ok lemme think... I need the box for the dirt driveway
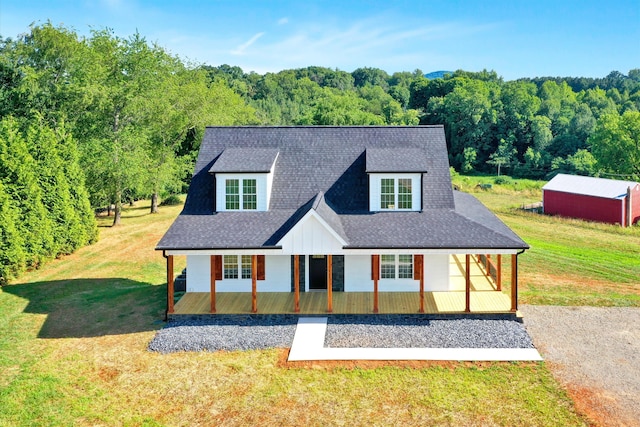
[521,305,640,427]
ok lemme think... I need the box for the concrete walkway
[288,317,543,362]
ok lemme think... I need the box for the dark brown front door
[309,255,327,290]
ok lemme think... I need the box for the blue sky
[1,0,638,80]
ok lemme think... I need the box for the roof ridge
[311,191,325,210]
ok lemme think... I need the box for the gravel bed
[325,316,535,348]
[148,315,298,353]
[149,314,535,353]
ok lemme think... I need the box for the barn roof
[543,174,639,200]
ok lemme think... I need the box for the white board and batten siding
[186,255,290,292]
[344,254,451,292]
[369,173,422,211]
[277,211,346,255]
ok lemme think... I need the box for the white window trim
[370,173,420,212]
[225,178,257,211]
[380,254,414,280]
[380,178,413,211]
[223,255,252,280]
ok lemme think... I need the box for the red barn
[543,174,640,227]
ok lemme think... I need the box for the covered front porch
[168,254,518,316]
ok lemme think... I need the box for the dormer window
[210,148,279,212]
[366,148,426,212]
[225,178,257,210]
[381,178,412,210]
[370,174,420,211]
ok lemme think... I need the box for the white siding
[368,173,421,211]
[369,177,380,212]
[185,255,290,292]
[344,254,450,292]
[378,278,420,291]
[186,255,211,292]
[278,213,344,255]
[187,254,452,294]
[261,256,291,292]
[265,163,275,210]
[344,255,373,292]
[215,173,268,212]
[424,254,450,291]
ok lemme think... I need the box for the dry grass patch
[0,198,590,426]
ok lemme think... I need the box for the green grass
[0,198,588,426]
[454,174,640,306]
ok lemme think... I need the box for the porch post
[252,254,258,313]
[327,255,333,313]
[372,254,379,313]
[294,255,300,313]
[496,254,502,291]
[209,255,216,313]
[416,254,424,313]
[465,254,471,313]
[167,255,175,314]
[511,254,518,312]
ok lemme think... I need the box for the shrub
[160,194,182,206]
[493,176,512,185]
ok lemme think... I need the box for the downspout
[627,187,632,228]
[162,250,169,321]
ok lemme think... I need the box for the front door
[309,255,327,290]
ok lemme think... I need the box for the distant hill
[424,70,454,79]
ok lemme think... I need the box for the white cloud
[233,17,491,72]
[231,32,265,56]
[277,17,289,25]
[158,14,500,75]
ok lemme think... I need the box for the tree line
[207,66,640,181]
[0,23,255,283]
[1,23,638,283]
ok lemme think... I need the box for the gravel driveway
[521,305,640,426]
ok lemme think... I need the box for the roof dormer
[365,148,426,212]
[209,148,279,212]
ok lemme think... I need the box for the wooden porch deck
[172,256,513,315]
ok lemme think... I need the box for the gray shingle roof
[365,148,428,172]
[543,173,639,199]
[157,126,528,251]
[208,148,279,173]
[309,192,348,243]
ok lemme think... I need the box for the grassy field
[0,199,591,426]
[454,174,640,307]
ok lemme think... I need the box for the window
[381,178,395,209]
[397,179,412,209]
[225,180,240,210]
[241,255,252,279]
[380,255,413,279]
[224,255,252,279]
[243,179,257,210]
[398,255,413,279]
[379,178,412,210]
[223,255,238,279]
[380,255,396,279]
[225,178,257,210]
